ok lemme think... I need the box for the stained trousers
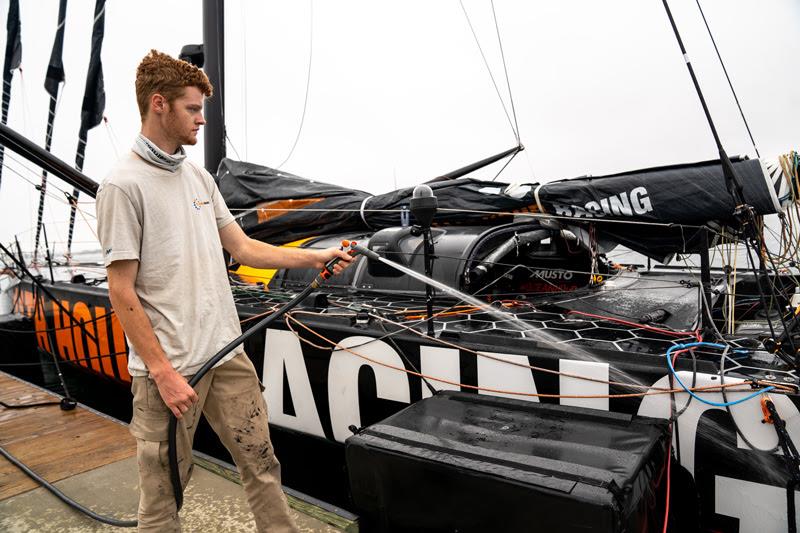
[129,353,298,532]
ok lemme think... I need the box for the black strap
[765,400,800,533]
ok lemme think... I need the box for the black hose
[0,399,61,409]
[168,248,355,510]
[470,229,550,283]
[0,444,137,527]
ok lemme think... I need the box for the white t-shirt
[96,151,244,376]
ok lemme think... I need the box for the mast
[203,0,225,175]
[0,0,21,193]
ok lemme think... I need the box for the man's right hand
[152,367,199,419]
[109,259,199,419]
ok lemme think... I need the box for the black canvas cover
[218,156,784,260]
[217,158,538,244]
[535,157,781,224]
[535,157,783,261]
[346,391,670,533]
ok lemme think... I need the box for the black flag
[34,0,68,261]
[0,0,21,192]
[67,0,106,257]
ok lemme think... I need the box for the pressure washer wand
[168,240,358,510]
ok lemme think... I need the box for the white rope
[359,196,374,229]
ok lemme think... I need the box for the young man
[97,50,353,532]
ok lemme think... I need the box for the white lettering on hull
[263,327,797,524]
[263,329,326,438]
[419,345,460,399]
[623,370,800,531]
[638,372,800,477]
[559,359,609,410]
[477,351,538,402]
[715,476,799,532]
[328,336,411,442]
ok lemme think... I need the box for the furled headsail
[534,155,790,261]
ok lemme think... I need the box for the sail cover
[217,158,538,244]
[217,155,787,261]
[534,156,784,224]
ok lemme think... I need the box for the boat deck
[0,370,357,532]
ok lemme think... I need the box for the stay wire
[490,0,520,141]
[458,0,517,141]
[276,0,313,170]
[490,146,519,182]
[694,0,760,159]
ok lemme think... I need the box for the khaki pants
[130,353,298,532]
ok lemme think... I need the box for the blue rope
[666,342,774,407]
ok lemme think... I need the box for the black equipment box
[346,391,669,533]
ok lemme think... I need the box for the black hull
[9,277,800,531]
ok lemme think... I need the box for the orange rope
[285,314,761,399]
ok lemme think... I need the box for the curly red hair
[135,49,213,120]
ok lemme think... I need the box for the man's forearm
[109,287,173,377]
[235,239,322,270]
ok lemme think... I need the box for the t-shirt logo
[192,198,210,210]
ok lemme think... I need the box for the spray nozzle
[319,240,361,280]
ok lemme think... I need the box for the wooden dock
[0,370,357,531]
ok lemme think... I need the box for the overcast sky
[0,0,798,255]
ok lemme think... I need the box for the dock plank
[0,371,136,500]
[0,371,357,531]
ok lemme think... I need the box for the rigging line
[102,117,120,159]
[240,0,248,161]
[224,131,242,160]
[490,146,519,181]
[660,0,724,158]
[3,151,71,195]
[288,309,674,392]
[458,0,517,141]
[694,0,760,159]
[661,0,787,323]
[276,0,314,170]
[490,0,520,141]
[3,163,75,207]
[286,313,757,399]
[229,205,724,232]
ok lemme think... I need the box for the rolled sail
[534,156,787,225]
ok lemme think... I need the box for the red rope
[567,310,694,338]
[662,446,671,533]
